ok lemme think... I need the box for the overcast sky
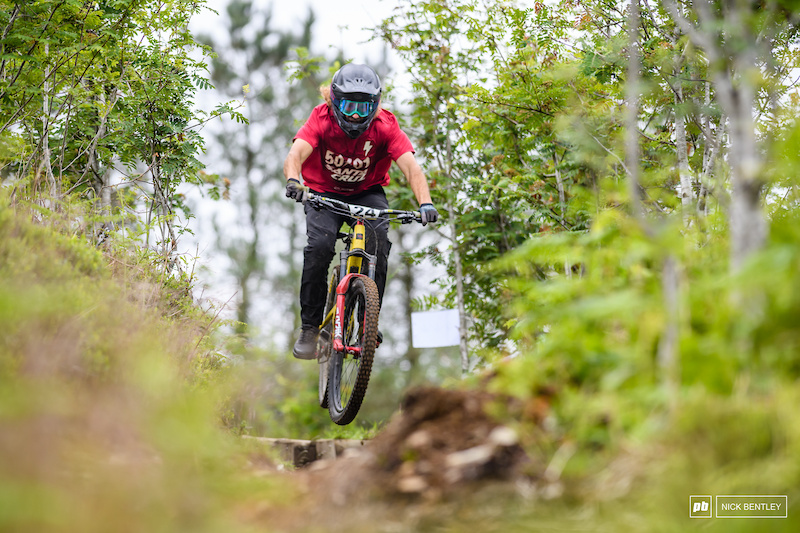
[194,0,400,64]
[281,0,398,62]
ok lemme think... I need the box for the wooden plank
[243,437,367,468]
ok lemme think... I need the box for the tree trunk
[42,43,58,201]
[88,87,117,218]
[698,80,716,219]
[674,72,693,226]
[286,212,303,351]
[398,243,422,383]
[658,255,680,409]
[237,142,259,336]
[444,131,469,375]
[664,0,768,271]
[554,151,572,278]
[625,0,643,221]
[448,194,469,375]
[718,72,766,271]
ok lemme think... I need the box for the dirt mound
[308,386,536,502]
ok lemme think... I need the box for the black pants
[300,186,391,329]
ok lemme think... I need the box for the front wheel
[327,276,380,425]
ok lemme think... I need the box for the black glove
[285,178,308,203]
[419,203,439,226]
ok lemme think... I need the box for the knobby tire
[327,276,379,425]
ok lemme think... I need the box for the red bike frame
[332,272,369,356]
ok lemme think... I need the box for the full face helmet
[330,63,382,139]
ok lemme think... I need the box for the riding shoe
[293,327,319,360]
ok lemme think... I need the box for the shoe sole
[293,348,317,360]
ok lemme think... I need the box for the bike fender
[335,272,368,296]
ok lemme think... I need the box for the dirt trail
[241,386,561,532]
[307,387,540,498]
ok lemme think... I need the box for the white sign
[411,309,460,348]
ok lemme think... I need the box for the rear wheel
[327,276,379,425]
[317,266,339,409]
[317,326,332,408]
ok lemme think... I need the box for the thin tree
[199,1,325,344]
[662,0,789,271]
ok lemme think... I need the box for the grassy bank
[0,202,294,532]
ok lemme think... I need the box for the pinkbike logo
[334,309,342,339]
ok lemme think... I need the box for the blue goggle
[337,98,375,118]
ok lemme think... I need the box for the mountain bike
[304,192,422,425]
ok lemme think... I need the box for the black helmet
[330,63,382,139]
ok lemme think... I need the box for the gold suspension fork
[345,220,366,274]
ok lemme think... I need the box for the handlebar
[304,192,422,224]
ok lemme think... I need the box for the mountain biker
[284,63,438,360]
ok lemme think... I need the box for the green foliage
[384,0,800,421]
[589,388,800,532]
[0,0,243,257]
[407,386,800,532]
[480,180,800,492]
[0,201,295,532]
[377,11,800,527]
[382,0,538,355]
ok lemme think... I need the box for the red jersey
[294,104,414,195]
